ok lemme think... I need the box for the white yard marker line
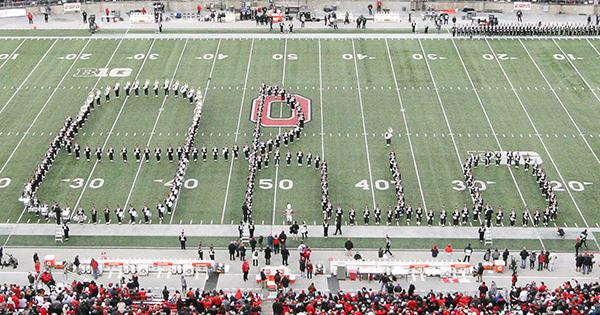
[521,40,600,167]
[0,39,25,72]
[72,39,158,214]
[553,39,600,109]
[417,39,464,169]
[171,39,222,223]
[123,39,190,209]
[384,39,427,210]
[220,39,255,224]
[271,39,288,226]
[451,39,545,250]
[0,40,58,116]
[485,39,591,229]
[0,39,87,176]
[351,39,376,209]
[318,39,325,159]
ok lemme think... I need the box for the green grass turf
[0,235,584,252]
[0,37,600,247]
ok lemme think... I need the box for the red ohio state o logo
[250,94,312,127]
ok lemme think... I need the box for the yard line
[384,39,427,210]
[0,39,87,176]
[0,40,57,116]
[451,39,544,250]
[318,39,325,159]
[418,39,487,218]
[123,40,190,209]
[71,39,158,214]
[0,39,25,73]
[417,39,463,170]
[484,39,592,229]
[220,39,255,224]
[171,39,223,223]
[271,39,288,226]
[520,40,600,167]
[351,39,376,209]
[552,39,600,108]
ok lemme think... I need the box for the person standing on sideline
[519,247,529,269]
[179,231,187,249]
[27,11,34,24]
[264,246,272,265]
[306,260,314,278]
[344,238,354,257]
[197,242,204,260]
[281,247,289,266]
[90,258,99,279]
[82,11,87,23]
[464,243,473,262]
[431,244,439,258]
[384,235,393,256]
[62,223,70,241]
[478,225,486,243]
[180,275,187,292]
[445,243,453,258]
[242,259,250,281]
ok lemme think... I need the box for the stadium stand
[0,278,262,314]
[3,277,600,314]
[273,280,600,314]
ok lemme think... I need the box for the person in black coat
[281,248,289,266]
[272,299,283,315]
[228,241,237,260]
[264,247,272,265]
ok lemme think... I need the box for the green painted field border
[0,235,585,252]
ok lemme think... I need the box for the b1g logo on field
[73,68,132,78]
[250,94,312,127]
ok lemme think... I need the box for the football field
[1,35,600,243]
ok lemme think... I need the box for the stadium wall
[48,1,598,18]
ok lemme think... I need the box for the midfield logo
[250,94,311,127]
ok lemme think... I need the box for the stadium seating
[274,280,600,314]
[3,279,598,314]
[0,280,262,314]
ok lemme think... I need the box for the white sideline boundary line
[170,39,222,223]
[484,39,592,231]
[0,40,57,117]
[0,34,597,40]
[417,40,465,169]
[384,39,427,210]
[271,39,288,227]
[520,40,600,167]
[0,39,25,73]
[220,39,255,224]
[351,39,376,209]
[451,39,545,250]
[0,40,83,176]
[72,39,158,214]
[318,39,325,159]
[123,39,190,209]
